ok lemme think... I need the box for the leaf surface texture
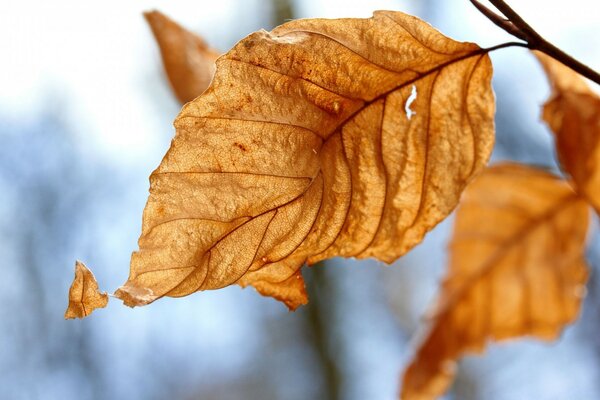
[116,11,496,309]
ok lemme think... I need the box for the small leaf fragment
[536,52,600,213]
[145,10,220,104]
[65,261,108,319]
[401,163,590,400]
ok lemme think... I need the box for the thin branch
[471,0,600,85]
[532,41,600,86]
[486,0,542,43]
[469,0,526,41]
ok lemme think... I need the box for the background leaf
[401,163,590,399]
[145,10,219,104]
[536,52,600,213]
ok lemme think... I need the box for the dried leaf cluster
[65,8,599,400]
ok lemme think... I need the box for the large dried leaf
[115,11,495,309]
[536,52,600,213]
[401,163,590,400]
[145,10,219,104]
[65,261,108,319]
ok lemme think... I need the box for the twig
[471,0,600,85]
[468,0,526,41]
[486,0,542,43]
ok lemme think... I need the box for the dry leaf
[145,10,220,104]
[115,11,495,309]
[536,52,600,212]
[65,261,108,319]
[401,163,590,400]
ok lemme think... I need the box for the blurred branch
[268,3,343,399]
[271,0,294,26]
[304,262,342,400]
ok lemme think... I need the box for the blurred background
[0,0,599,399]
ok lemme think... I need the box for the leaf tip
[143,9,165,25]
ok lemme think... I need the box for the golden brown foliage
[401,163,590,399]
[114,11,495,309]
[537,52,600,213]
[64,5,600,400]
[145,10,219,104]
[65,261,109,319]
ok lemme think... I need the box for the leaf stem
[483,41,529,53]
[470,0,600,85]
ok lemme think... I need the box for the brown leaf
[536,52,600,213]
[65,261,108,319]
[115,11,495,309]
[145,10,219,104]
[401,163,590,400]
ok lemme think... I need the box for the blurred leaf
[146,10,219,104]
[114,11,496,310]
[65,261,108,319]
[402,163,590,399]
[536,52,600,213]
